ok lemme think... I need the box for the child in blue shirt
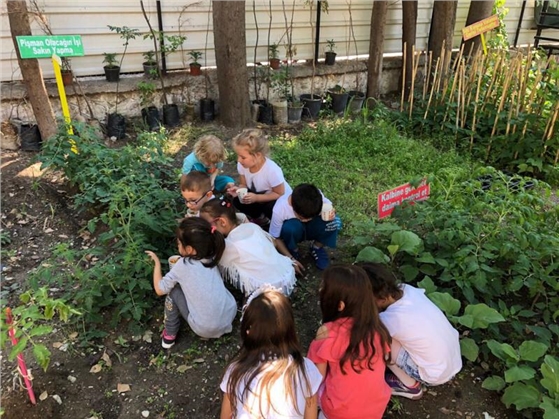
[181,135,234,193]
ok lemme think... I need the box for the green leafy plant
[138,80,157,108]
[107,25,139,112]
[102,52,118,68]
[326,39,336,52]
[270,65,290,101]
[352,165,558,417]
[36,123,180,338]
[268,43,280,60]
[0,288,80,371]
[188,50,203,66]
[143,50,156,65]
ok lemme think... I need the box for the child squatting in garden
[181,134,234,193]
[180,171,215,217]
[145,217,237,348]
[269,183,341,270]
[307,265,392,419]
[227,128,291,226]
[220,287,322,419]
[200,196,302,296]
[359,262,462,399]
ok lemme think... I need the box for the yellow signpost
[462,14,500,55]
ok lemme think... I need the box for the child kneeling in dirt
[145,218,237,348]
[359,263,462,400]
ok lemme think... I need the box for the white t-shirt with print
[237,158,292,195]
[269,193,332,238]
[380,284,462,385]
[221,357,323,419]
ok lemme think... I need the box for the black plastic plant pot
[143,63,159,79]
[141,106,161,131]
[300,94,323,120]
[107,113,126,139]
[19,124,42,151]
[325,51,337,65]
[104,66,120,82]
[163,104,180,128]
[200,98,215,121]
[288,105,303,124]
[253,100,274,125]
[328,90,349,115]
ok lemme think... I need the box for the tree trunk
[402,1,418,99]
[367,1,389,99]
[428,1,458,65]
[7,0,57,141]
[212,0,251,128]
[463,1,495,58]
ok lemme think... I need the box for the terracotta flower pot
[190,63,202,76]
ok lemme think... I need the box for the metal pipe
[315,1,322,63]
[157,0,166,74]
[514,0,527,47]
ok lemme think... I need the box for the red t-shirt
[307,318,391,419]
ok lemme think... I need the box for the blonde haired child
[181,135,234,193]
[145,217,237,348]
[227,129,291,226]
[220,287,322,419]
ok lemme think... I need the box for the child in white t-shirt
[359,263,462,399]
[200,197,302,296]
[220,287,322,419]
[227,129,291,226]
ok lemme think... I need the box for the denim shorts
[396,348,423,382]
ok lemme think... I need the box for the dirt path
[1,148,522,419]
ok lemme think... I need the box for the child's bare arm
[249,183,285,203]
[273,238,305,274]
[145,251,165,296]
[304,393,318,419]
[220,392,233,419]
[312,325,329,377]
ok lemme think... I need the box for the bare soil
[1,123,523,419]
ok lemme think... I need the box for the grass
[270,117,475,234]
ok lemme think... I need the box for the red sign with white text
[377,180,430,219]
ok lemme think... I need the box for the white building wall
[0,0,541,83]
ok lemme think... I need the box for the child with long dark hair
[220,287,322,419]
[200,197,301,296]
[145,217,237,348]
[308,265,391,419]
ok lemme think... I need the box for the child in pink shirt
[307,265,392,419]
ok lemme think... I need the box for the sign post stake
[52,54,73,135]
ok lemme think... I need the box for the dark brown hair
[200,196,237,224]
[357,262,403,301]
[319,264,391,374]
[176,217,225,267]
[225,290,311,416]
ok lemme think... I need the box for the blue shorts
[396,348,423,383]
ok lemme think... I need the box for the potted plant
[327,84,349,115]
[188,51,203,76]
[61,58,73,86]
[270,65,290,124]
[142,51,158,79]
[106,25,139,139]
[269,43,280,70]
[138,80,161,131]
[325,39,337,65]
[102,52,120,82]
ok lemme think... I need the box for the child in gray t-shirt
[146,218,237,348]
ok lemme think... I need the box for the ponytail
[176,217,225,267]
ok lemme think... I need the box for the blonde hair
[194,135,228,165]
[231,129,269,156]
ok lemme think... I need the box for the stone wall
[0,57,404,124]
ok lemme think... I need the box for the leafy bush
[271,116,473,234]
[34,124,181,337]
[353,166,559,417]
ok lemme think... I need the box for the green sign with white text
[16,35,84,59]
